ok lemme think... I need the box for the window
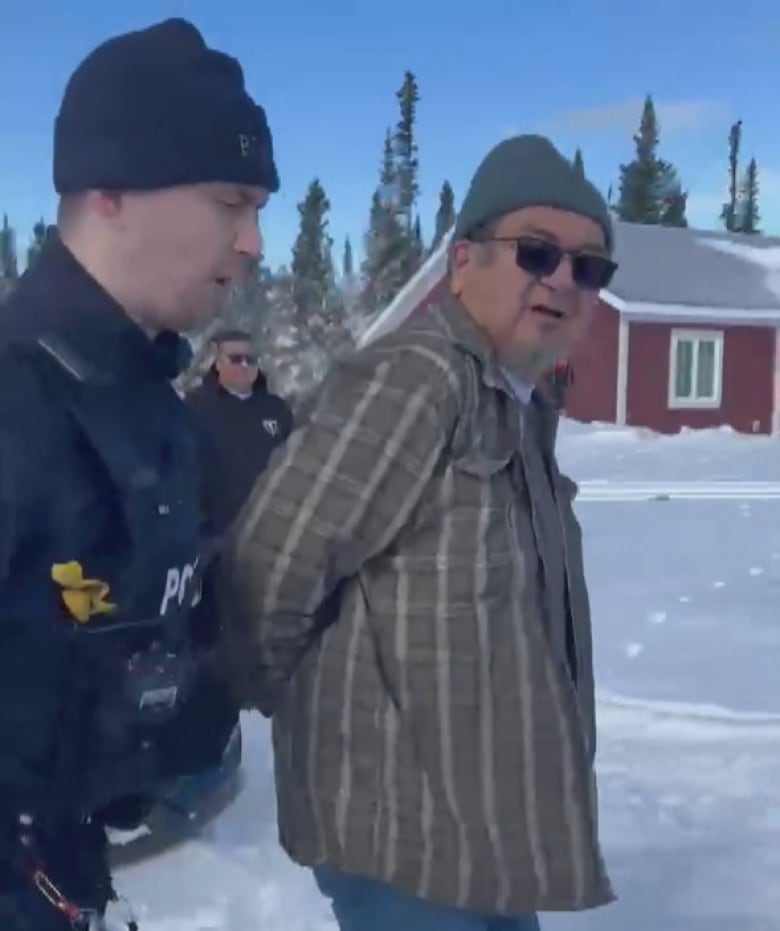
[668,329,724,409]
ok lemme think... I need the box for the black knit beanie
[53,18,279,195]
[453,135,612,253]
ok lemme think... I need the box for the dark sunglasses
[491,236,617,290]
[226,352,258,366]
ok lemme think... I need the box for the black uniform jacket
[0,236,233,819]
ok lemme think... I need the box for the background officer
[0,18,278,930]
[186,328,293,537]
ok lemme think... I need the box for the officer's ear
[85,190,124,220]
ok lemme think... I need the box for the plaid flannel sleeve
[220,347,453,711]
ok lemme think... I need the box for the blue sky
[2,1,780,270]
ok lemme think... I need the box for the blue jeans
[313,866,541,931]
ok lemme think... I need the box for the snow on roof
[609,223,780,312]
[357,228,453,347]
[619,301,780,325]
[698,239,780,302]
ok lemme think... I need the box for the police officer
[0,18,278,930]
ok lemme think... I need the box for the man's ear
[448,241,470,297]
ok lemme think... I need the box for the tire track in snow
[576,480,780,501]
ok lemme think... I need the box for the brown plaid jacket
[222,298,614,915]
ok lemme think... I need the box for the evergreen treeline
[0,90,767,396]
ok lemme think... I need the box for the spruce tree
[361,192,384,314]
[616,96,687,227]
[572,148,585,179]
[657,158,688,227]
[394,71,420,236]
[412,214,424,265]
[617,96,662,223]
[721,120,742,232]
[432,180,456,250]
[291,178,335,321]
[379,128,398,207]
[660,185,688,227]
[341,235,361,329]
[26,219,49,269]
[738,158,761,234]
[291,179,350,386]
[394,72,423,283]
[361,70,425,314]
[0,213,18,280]
[342,236,354,278]
[361,130,406,314]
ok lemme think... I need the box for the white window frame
[668,328,724,410]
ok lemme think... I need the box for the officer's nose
[236,213,263,260]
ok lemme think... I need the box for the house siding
[564,298,620,424]
[626,321,775,434]
[773,327,780,434]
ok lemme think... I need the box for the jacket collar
[11,233,190,384]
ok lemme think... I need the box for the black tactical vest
[0,335,232,817]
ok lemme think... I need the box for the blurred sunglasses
[226,352,258,366]
[490,236,617,290]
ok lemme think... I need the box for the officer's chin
[179,300,226,336]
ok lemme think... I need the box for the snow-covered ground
[116,421,780,930]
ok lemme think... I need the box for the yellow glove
[51,561,116,623]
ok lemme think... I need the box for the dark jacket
[186,369,293,535]
[0,236,235,910]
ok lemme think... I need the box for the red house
[358,221,780,436]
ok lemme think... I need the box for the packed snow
[115,420,780,930]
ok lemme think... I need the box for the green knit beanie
[453,134,613,253]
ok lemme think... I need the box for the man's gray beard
[496,343,561,383]
[497,289,568,383]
